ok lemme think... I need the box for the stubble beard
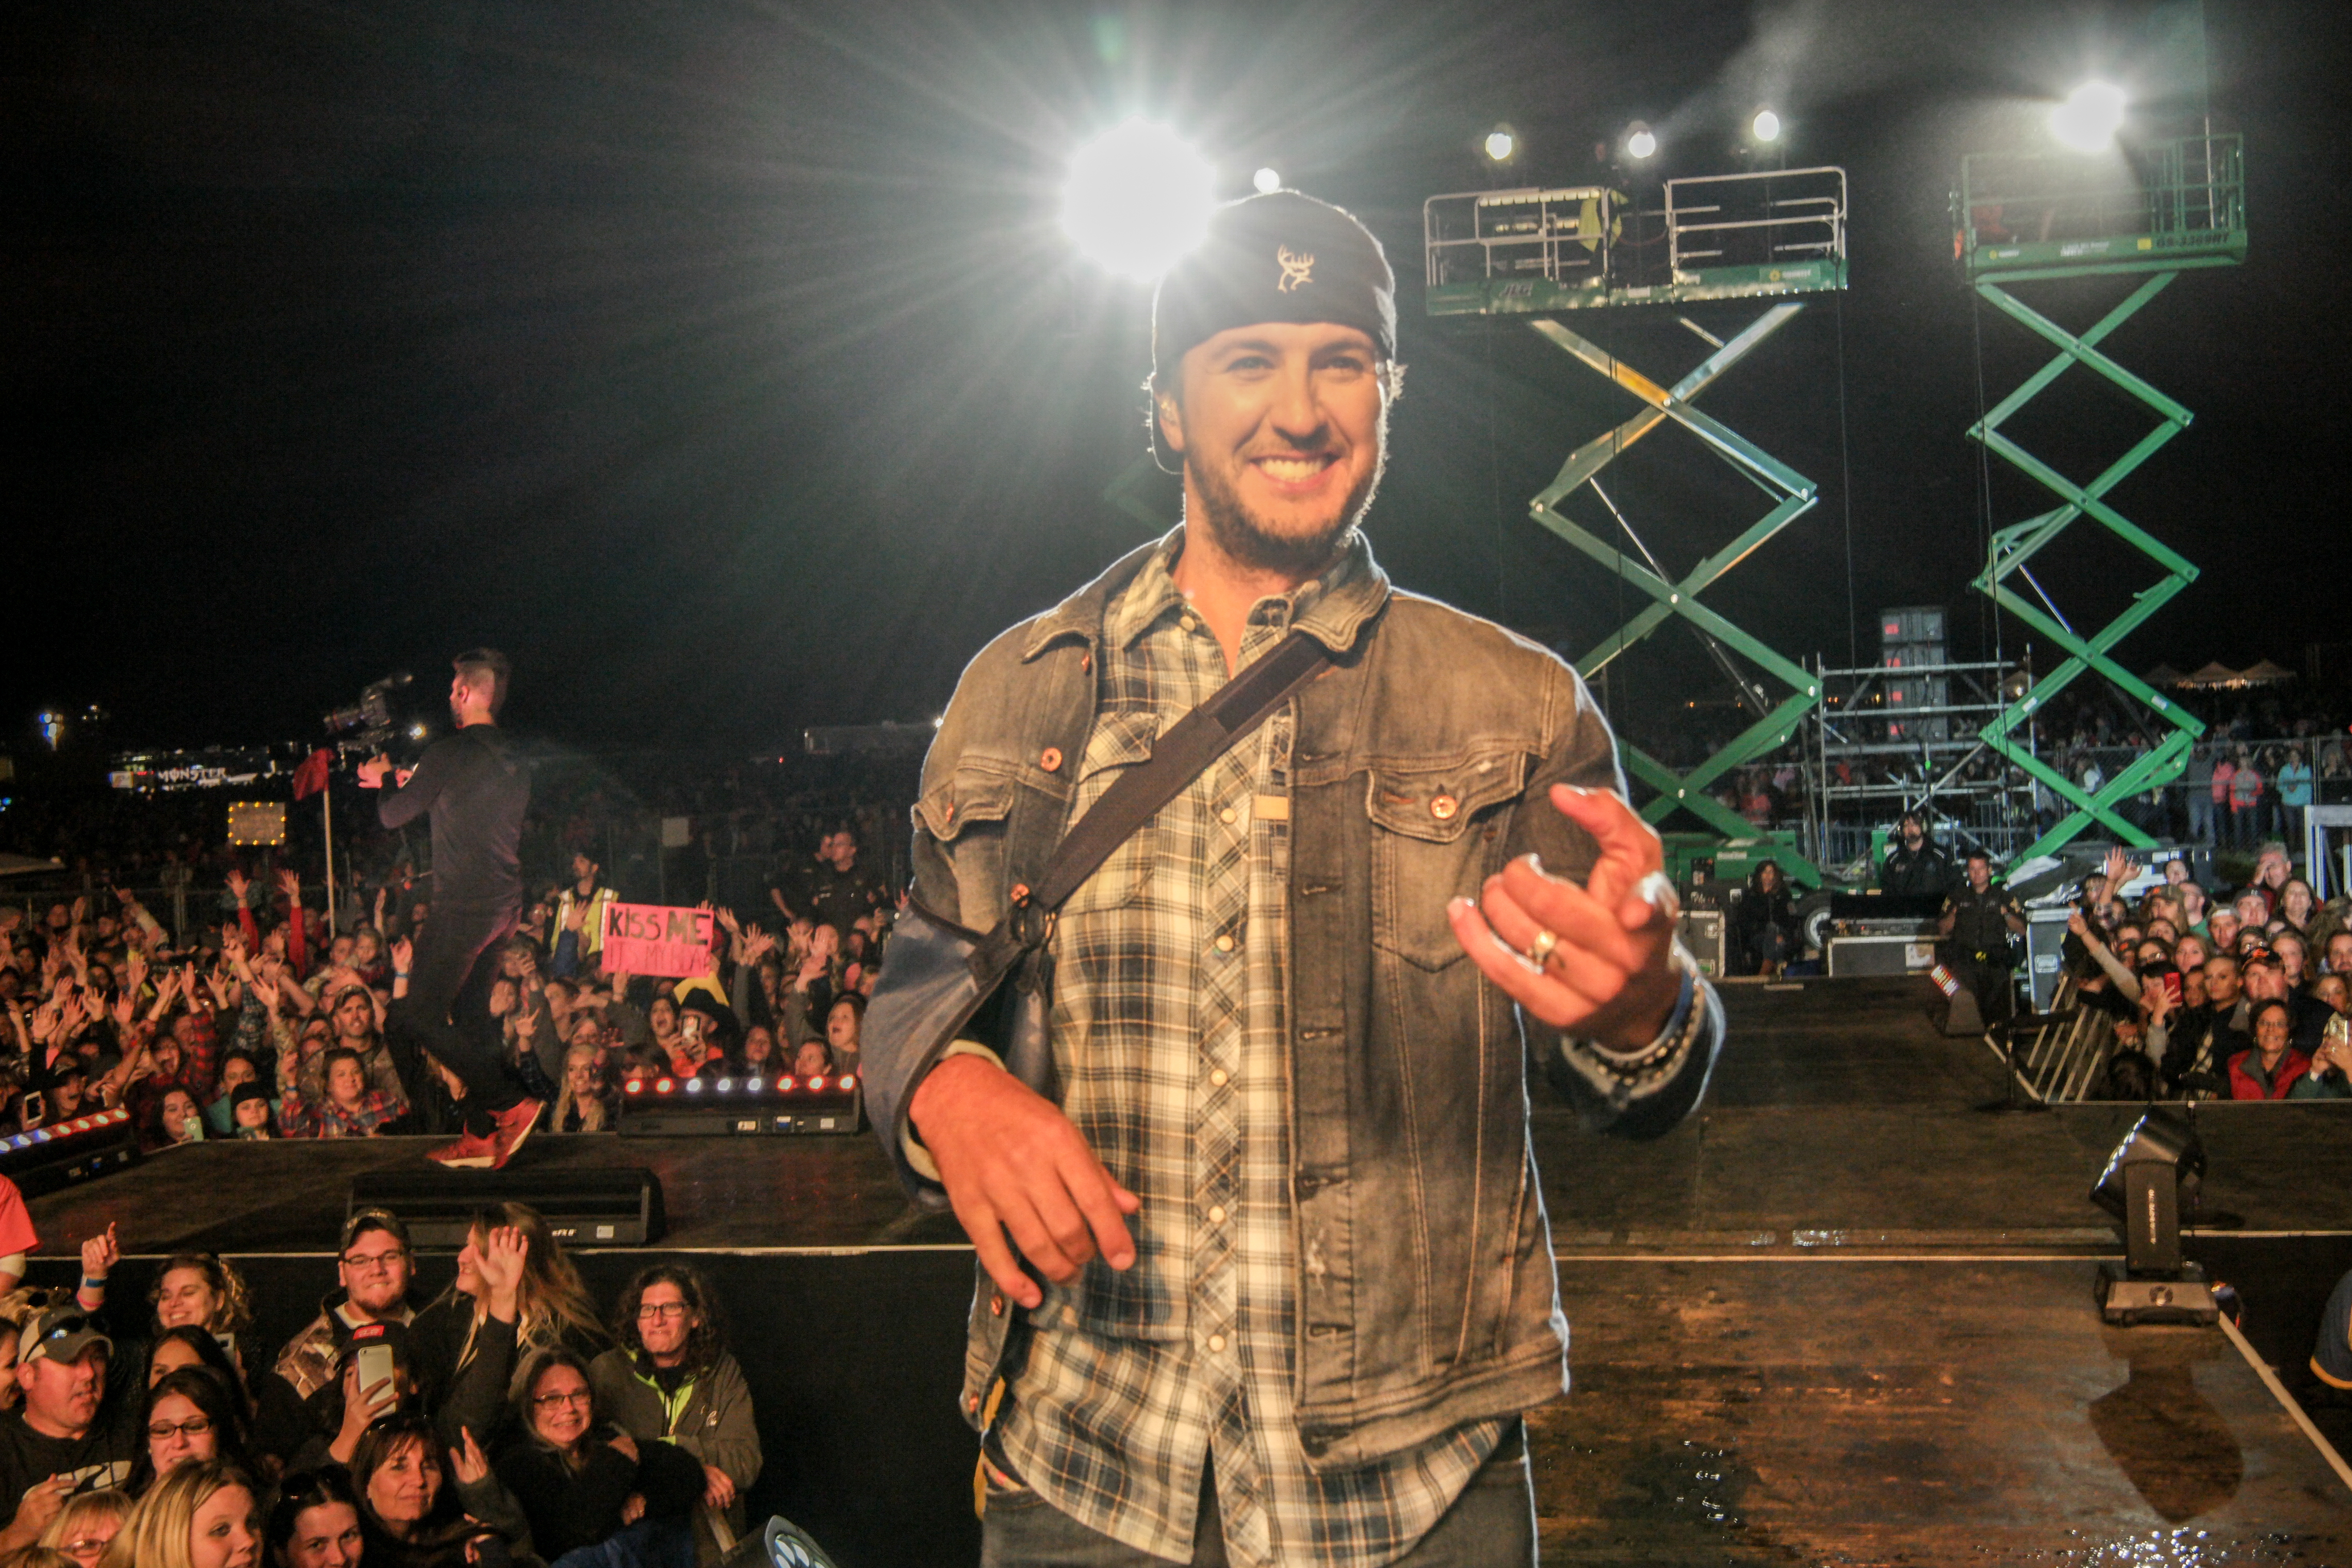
[1185,409,1387,577]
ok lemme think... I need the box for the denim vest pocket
[1366,747,1529,969]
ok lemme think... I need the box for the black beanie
[1149,190,1395,467]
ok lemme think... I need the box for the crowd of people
[0,821,893,1150]
[0,1202,759,1568]
[2059,842,2350,1102]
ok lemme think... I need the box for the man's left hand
[1448,783,1681,1051]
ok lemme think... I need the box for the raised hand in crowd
[225,868,250,906]
[474,1223,530,1320]
[450,1426,492,1487]
[78,1223,120,1314]
[276,868,301,902]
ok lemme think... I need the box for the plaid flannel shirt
[278,1084,404,1138]
[995,540,1501,1568]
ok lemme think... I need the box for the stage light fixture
[1483,126,1515,162]
[1751,109,1782,143]
[1252,166,1281,194]
[2089,1109,2218,1325]
[746,1076,763,1092]
[1061,119,1216,279]
[1624,121,1658,160]
[2051,80,2126,153]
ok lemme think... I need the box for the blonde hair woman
[553,1043,612,1133]
[100,1461,258,1568]
[40,1489,134,1568]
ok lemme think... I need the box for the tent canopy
[2239,658,2297,684]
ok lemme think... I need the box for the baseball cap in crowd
[21,1306,111,1367]
[340,1208,412,1256]
[2243,946,2281,971]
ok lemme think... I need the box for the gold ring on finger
[1527,927,1559,968]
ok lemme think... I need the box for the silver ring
[1527,927,1559,968]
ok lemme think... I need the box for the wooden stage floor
[24,976,2352,1564]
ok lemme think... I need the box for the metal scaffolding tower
[1425,167,1848,878]
[1955,134,2246,863]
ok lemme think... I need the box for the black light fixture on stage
[2088,1108,2218,1326]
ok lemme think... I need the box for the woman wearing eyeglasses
[587,1268,760,1565]
[36,1487,132,1568]
[494,1348,701,1568]
[126,1370,258,1499]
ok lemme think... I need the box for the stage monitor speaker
[0,1108,139,1199]
[348,1167,664,1247]
[618,1072,865,1137]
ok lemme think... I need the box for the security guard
[1939,849,2026,1024]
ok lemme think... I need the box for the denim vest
[867,531,1724,1468]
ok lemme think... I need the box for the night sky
[11,0,2348,757]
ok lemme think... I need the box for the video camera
[323,673,435,762]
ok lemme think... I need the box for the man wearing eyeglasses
[0,1306,139,1553]
[275,1211,419,1408]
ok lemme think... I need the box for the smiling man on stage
[868,191,1725,1567]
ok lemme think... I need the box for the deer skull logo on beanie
[1276,245,1315,292]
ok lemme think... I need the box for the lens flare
[1061,120,1216,279]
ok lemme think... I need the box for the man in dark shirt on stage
[0,1308,140,1553]
[1881,812,1954,899]
[361,649,540,1169]
[1939,850,2023,1025]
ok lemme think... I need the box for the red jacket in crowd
[2227,1047,2310,1101]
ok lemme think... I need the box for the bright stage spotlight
[2051,80,2127,153]
[1061,120,1216,279]
[1252,166,1282,194]
[1624,121,1658,160]
[1483,125,1515,162]
[1751,108,1782,143]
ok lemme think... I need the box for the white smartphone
[355,1344,396,1401]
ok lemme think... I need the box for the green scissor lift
[1956,135,2246,863]
[1424,168,1849,883]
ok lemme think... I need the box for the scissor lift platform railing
[1425,166,1847,315]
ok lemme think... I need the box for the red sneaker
[484,1097,542,1169]
[426,1129,499,1169]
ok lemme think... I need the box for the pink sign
[601,903,715,978]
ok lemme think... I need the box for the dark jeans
[549,1519,697,1568]
[390,894,525,1129]
[980,1423,1536,1567]
[1954,957,2015,1026]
